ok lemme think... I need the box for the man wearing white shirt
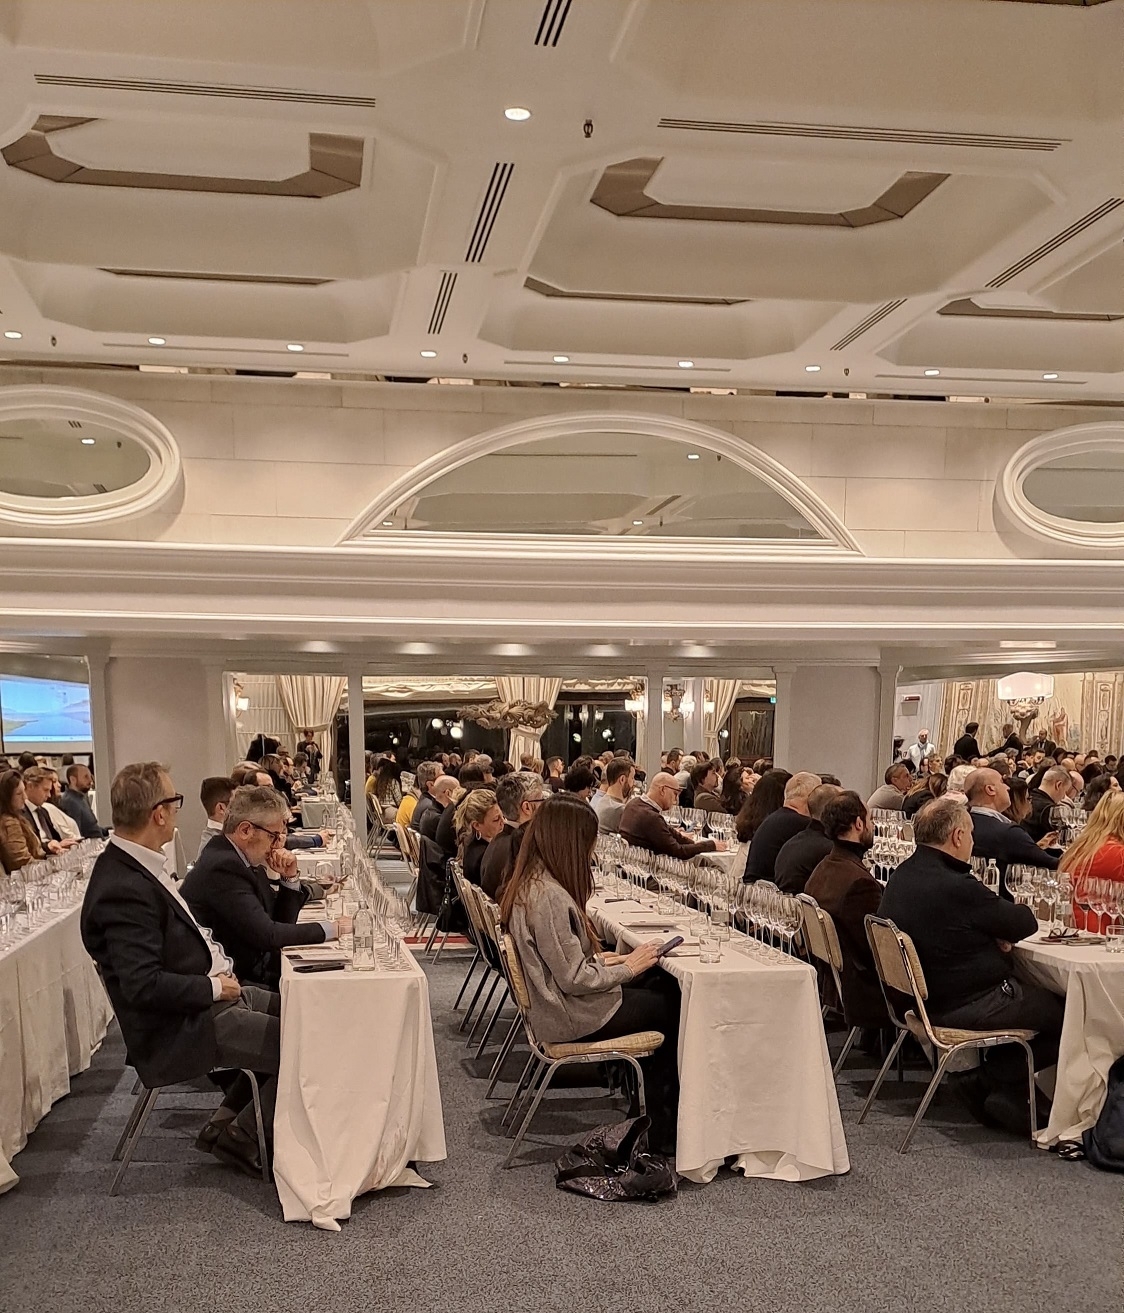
[43,769,81,842]
[591,758,636,834]
[81,761,280,1179]
[22,767,78,852]
[906,730,939,772]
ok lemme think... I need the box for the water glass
[698,931,721,964]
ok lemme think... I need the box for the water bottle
[352,906,375,971]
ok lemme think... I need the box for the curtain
[494,676,563,765]
[703,679,740,760]
[275,675,346,761]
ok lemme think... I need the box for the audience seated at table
[180,786,349,990]
[543,756,565,793]
[1059,791,1124,932]
[965,767,1059,886]
[901,771,947,820]
[687,760,724,814]
[58,763,109,838]
[500,794,680,1154]
[410,761,447,834]
[805,792,888,1036]
[454,788,503,886]
[418,774,458,844]
[81,762,282,1179]
[563,762,597,801]
[744,771,821,883]
[196,776,235,859]
[434,765,488,855]
[774,783,841,894]
[718,760,749,816]
[481,770,545,899]
[866,762,911,813]
[0,770,58,870]
[366,757,403,825]
[590,758,636,835]
[734,767,790,847]
[40,767,81,842]
[878,796,1063,1133]
[1024,766,1071,842]
[21,766,80,853]
[1082,772,1119,814]
[619,772,725,860]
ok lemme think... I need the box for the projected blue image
[0,676,92,745]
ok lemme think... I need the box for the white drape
[494,675,562,765]
[275,675,346,759]
[703,679,740,759]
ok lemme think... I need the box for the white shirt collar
[110,833,170,879]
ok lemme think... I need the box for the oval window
[0,385,181,526]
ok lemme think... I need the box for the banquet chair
[365,795,396,860]
[859,915,1039,1153]
[392,822,420,917]
[450,874,511,1055]
[448,864,495,1027]
[110,1068,269,1194]
[495,931,663,1169]
[796,894,861,1076]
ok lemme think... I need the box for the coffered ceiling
[0,0,1121,397]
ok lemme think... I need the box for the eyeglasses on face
[247,820,287,845]
[152,794,185,812]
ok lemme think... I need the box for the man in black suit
[774,783,841,894]
[964,767,1059,890]
[409,761,447,834]
[180,785,350,989]
[1024,765,1070,843]
[81,761,280,1177]
[59,762,109,838]
[22,767,77,852]
[952,722,982,762]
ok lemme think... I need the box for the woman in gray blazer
[500,794,681,1152]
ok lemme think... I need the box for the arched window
[343,412,858,551]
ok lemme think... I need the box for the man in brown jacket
[619,773,728,860]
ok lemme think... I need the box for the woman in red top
[1060,791,1124,931]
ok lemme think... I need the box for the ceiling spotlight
[381,520,394,527]
[286,343,304,352]
[686,452,701,461]
[449,725,463,740]
[1042,372,1059,380]
[553,355,569,363]
[632,519,644,526]
[147,336,166,346]
[80,437,96,445]
[924,368,941,377]
[420,349,437,358]
[430,718,443,729]
[3,330,22,340]
[504,106,532,121]
[677,360,694,369]
[805,364,821,373]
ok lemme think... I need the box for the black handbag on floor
[555,1116,677,1203]
[1083,1054,1124,1172]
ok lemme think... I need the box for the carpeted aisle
[1,948,1119,1313]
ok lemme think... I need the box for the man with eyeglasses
[82,764,289,1178]
[481,770,546,899]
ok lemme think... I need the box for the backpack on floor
[555,1116,677,1203]
[1083,1054,1124,1172]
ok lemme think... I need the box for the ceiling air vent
[428,271,458,335]
[986,199,1124,287]
[831,299,907,351]
[534,0,574,46]
[657,118,1066,152]
[465,163,514,262]
[34,73,376,108]
[67,420,83,429]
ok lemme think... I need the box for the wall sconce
[235,696,250,712]
[624,698,644,714]
[704,699,716,715]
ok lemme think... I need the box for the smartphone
[656,935,685,958]
[292,960,347,973]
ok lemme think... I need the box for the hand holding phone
[656,935,684,958]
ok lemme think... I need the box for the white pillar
[347,668,367,842]
[86,649,113,808]
[878,663,902,778]
[641,668,665,781]
[774,664,884,798]
[771,665,795,769]
[680,677,706,757]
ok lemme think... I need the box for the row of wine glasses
[1072,876,1124,934]
[0,839,106,949]
[1007,866,1072,929]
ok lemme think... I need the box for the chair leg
[109,1087,161,1195]
[113,1086,153,1160]
[1019,1038,1039,1144]
[424,916,442,953]
[898,1047,958,1153]
[620,1055,648,1117]
[857,1030,908,1124]
[453,950,482,1010]
[502,1055,545,1129]
[432,925,452,962]
[243,1070,271,1183]
[485,1017,523,1098]
[832,1027,860,1077]
[466,976,501,1046]
[504,1059,562,1168]
[475,984,510,1058]
[458,966,493,1033]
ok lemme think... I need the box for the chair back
[497,930,533,1018]
[864,914,936,1036]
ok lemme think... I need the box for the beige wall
[1,365,1115,559]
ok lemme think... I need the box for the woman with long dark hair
[735,768,792,844]
[0,770,47,871]
[500,794,680,1152]
[719,760,748,816]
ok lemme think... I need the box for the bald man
[965,767,1058,891]
[618,772,727,860]
[745,771,822,883]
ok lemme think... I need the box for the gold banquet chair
[859,915,1039,1153]
[796,893,861,1077]
[495,931,664,1169]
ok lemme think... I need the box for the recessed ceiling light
[553,355,569,363]
[504,106,532,121]
[677,360,694,368]
[3,330,22,340]
[381,520,394,527]
[147,336,166,345]
[1042,372,1059,380]
[632,519,644,526]
[419,350,437,358]
[286,343,304,352]
[924,368,941,377]
[686,453,701,460]
[805,364,821,373]
[80,437,96,446]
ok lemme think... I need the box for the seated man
[59,762,109,838]
[196,776,235,859]
[43,767,81,842]
[689,760,724,814]
[1024,766,1071,843]
[879,796,1063,1133]
[965,767,1059,888]
[866,762,911,813]
[745,771,822,883]
[591,758,635,835]
[481,770,545,899]
[409,761,446,834]
[181,785,350,990]
[80,762,280,1177]
[233,765,329,851]
[619,772,726,860]
[563,763,597,802]
[423,774,462,847]
[22,767,80,852]
[774,782,840,894]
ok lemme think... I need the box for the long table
[0,903,113,1194]
[1015,932,1124,1146]
[274,941,447,1230]
[588,890,850,1183]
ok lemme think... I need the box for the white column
[640,668,665,781]
[878,662,902,778]
[86,648,113,817]
[771,665,795,769]
[680,677,706,756]
[347,668,367,842]
[775,664,883,797]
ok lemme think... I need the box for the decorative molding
[996,421,1124,550]
[339,410,863,554]
[0,385,182,526]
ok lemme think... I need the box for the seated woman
[499,793,680,1153]
[0,769,61,871]
[368,758,404,826]
[1060,791,1124,932]
[454,788,504,887]
[902,772,947,820]
[719,760,747,816]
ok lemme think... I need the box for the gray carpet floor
[1,939,1120,1313]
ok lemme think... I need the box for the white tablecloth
[589,892,849,1183]
[274,946,447,1230]
[0,903,113,1194]
[1015,933,1124,1145]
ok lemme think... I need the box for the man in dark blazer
[964,767,1059,891]
[59,762,109,838]
[775,783,840,894]
[180,785,349,989]
[952,722,982,762]
[618,773,726,860]
[81,762,281,1177]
